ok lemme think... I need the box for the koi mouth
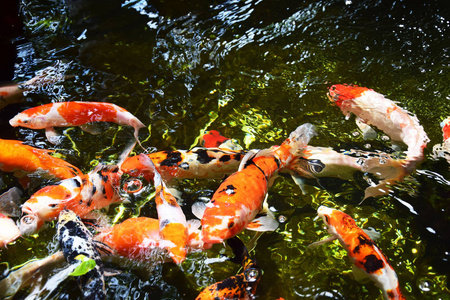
[19,214,39,235]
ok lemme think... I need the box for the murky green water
[1,0,449,299]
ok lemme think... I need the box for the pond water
[0,0,449,299]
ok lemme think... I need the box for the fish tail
[285,123,317,157]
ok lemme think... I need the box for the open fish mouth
[19,214,39,235]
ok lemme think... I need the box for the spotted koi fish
[195,123,316,244]
[121,147,245,183]
[328,84,429,172]
[0,138,81,187]
[196,236,261,300]
[0,213,21,247]
[312,205,405,300]
[94,217,211,262]
[19,142,135,235]
[57,209,108,300]
[9,101,145,146]
[136,154,189,264]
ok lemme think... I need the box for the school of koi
[1,83,448,299]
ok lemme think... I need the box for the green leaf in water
[69,254,96,277]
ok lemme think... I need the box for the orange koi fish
[195,123,316,244]
[19,142,135,235]
[328,84,429,171]
[0,138,81,187]
[137,154,189,264]
[9,101,145,146]
[94,217,211,262]
[311,205,405,300]
[196,236,261,300]
[121,148,245,183]
[0,213,21,247]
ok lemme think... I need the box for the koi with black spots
[195,123,316,244]
[19,142,135,235]
[121,147,245,183]
[311,205,405,300]
[196,236,261,300]
[57,209,109,300]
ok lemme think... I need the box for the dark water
[1,0,450,299]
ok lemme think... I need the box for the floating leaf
[69,254,96,277]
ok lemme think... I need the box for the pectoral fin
[308,235,337,248]
[45,127,62,144]
[191,201,207,219]
[80,123,103,135]
[290,172,307,195]
[352,264,371,284]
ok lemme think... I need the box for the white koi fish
[9,101,145,147]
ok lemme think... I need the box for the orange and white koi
[195,123,316,244]
[328,84,429,172]
[19,142,135,235]
[137,154,189,264]
[311,205,405,300]
[121,147,245,183]
[0,213,21,247]
[9,101,145,146]
[432,117,450,164]
[196,236,261,300]
[0,138,81,187]
[94,217,211,262]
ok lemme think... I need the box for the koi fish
[195,123,316,244]
[196,236,261,300]
[137,154,189,264]
[121,147,245,183]
[0,138,81,187]
[0,213,21,247]
[94,217,211,262]
[328,84,429,172]
[57,209,109,300]
[311,205,405,300]
[19,142,135,235]
[288,147,407,199]
[432,117,450,164]
[199,130,243,150]
[9,101,145,146]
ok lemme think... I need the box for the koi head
[9,113,48,129]
[327,84,371,107]
[317,205,357,237]
[120,155,154,181]
[441,117,450,141]
[199,130,230,148]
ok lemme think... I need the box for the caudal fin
[286,123,317,156]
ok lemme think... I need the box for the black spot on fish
[179,162,189,170]
[99,172,109,183]
[272,157,281,169]
[91,185,97,196]
[387,290,395,298]
[160,151,183,167]
[74,178,81,188]
[353,234,374,254]
[216,276,239,291]
[102,186,106,195]
[219,185,237,195]
[219,155,231,162]
[160,219,170,228]
[86,197,93,207]
[363,254,384,273]
[194,149,214,164]
[233,153,243,161]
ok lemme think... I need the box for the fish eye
[308,159,325,174]
[244,268,260,282]
[324,215,330,224]
[22,119,29,124]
